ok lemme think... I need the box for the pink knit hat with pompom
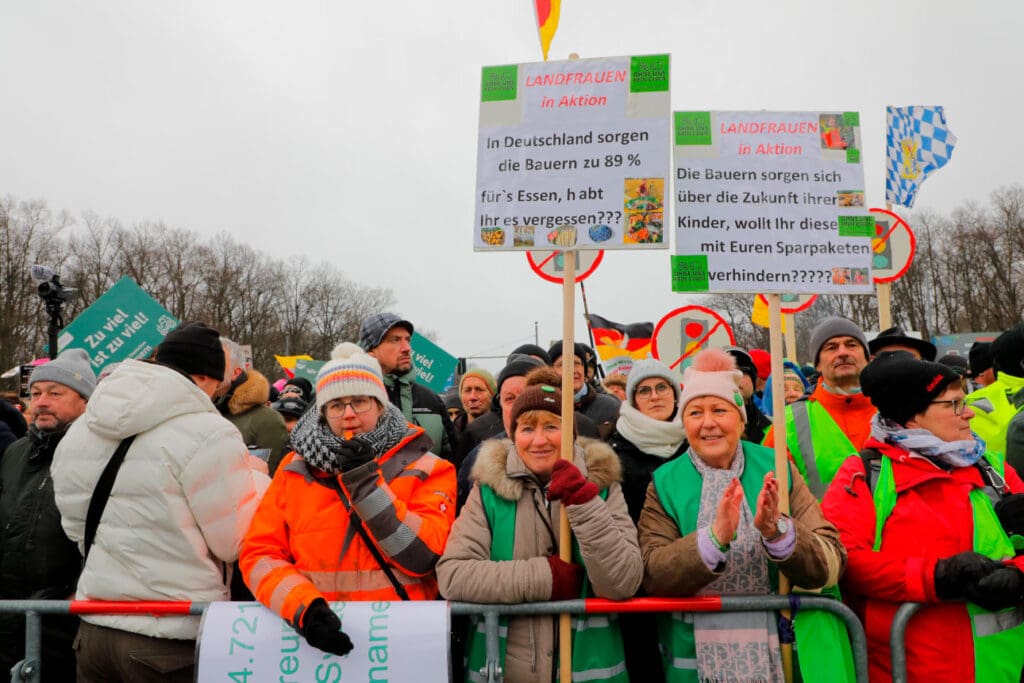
[678,348,747,422]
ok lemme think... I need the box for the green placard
[481,65,518,102]
[292,358,326,385]
[54,276,180,373]
[675,111,712,146]
[846,148,861,164]
[671,255,710,292]
[411,332,459,394]
[843,111,860,127]
[630,54,669,93]
[838,215,876,237]
[291,334,456,395]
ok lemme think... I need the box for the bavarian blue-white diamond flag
[885,105,957,208]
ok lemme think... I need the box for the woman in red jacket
[823,351,1024,682]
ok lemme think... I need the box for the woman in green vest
[437,376,642,682]
[639,348,846,683]
[823,351,1024,682]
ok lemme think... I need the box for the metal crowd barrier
[890,602,924,683]
[0,595,869,683]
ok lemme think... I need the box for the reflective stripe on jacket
[240,426,456,627]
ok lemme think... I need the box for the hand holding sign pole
[478,52,670,683]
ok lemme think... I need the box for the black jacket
[0,425,80,679]
[606,429,687,524]
[0,399,27,456]
[576,385,621,440]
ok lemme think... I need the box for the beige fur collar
[227,369,271,416]
[471,437,622,502]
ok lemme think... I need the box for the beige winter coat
[437,437,642,682]
[639,460,845,597]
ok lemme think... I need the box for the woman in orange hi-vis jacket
[240,342,456,656]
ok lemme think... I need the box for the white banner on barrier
[196,601,449,682]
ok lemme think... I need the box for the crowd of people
[1,310,1023,682]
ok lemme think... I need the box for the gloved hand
[994,494,1024,537]
[965,566,1024,611]
[547,459,599,506]
[934,551,1003,600]
[337,437,376,472]
[298,598,354,656]
[547,555,584,601]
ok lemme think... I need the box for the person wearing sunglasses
[240,342,456,657]
[823,350,1024,682]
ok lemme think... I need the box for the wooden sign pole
[559,249,577,683]
[767,294,793,683]
[783,313,797,361]
[877,201,895,329]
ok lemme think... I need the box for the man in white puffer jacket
[51,322,270,682]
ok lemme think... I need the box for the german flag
[586,314,654,362]
[534,0,561,60]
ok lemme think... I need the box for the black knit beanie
[991,324,1024,376]
[860,351,962,426]
[155,322,226,381]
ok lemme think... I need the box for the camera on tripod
[30,265,77,360]
[30,265,77,305]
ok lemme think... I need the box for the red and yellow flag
[534,0,561,60]
[274,354,313,379]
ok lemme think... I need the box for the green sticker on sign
[675,112,712,146]
[846,148,861,164]
[671,255,710,292]
[630,54,669,93]
[843,111,860,127]
[481,65,518,102]
[838,215,876,237]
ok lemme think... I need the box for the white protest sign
[475,54,671,250]
[196,601,449,683]
[671,111,874,294]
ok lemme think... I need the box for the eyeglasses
[930,398,967,416]
[325,396,376,416]
[635,382,673,398]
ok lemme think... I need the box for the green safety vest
[651,441,854,683]
[779,400,856,500]
[463,485,628,683]
[966,374,1024,456]
[871,453,1024,681]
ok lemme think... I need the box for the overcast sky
[2,1,1020,373]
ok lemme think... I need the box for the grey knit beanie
[29,348,97,399]
[809,317,869,366]
[626,358,681,406]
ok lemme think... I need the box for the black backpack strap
[857,447,884,496]
[324,476,411,601]
[974,457,1008,506]
[83,434,138,567]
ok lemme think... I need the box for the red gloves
[547,555,584,601]
[547,459,599,506]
